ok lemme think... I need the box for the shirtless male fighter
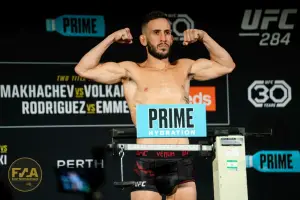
[75,11,235,200]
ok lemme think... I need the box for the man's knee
[178,181,196,189]
[171,182,197,200]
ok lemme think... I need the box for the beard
[147,41,171,59]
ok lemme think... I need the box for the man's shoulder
[174,58,194,65]
[118,61,141,71]
[119,61,138,67]
[172,58,195,72]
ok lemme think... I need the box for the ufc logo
[135,181,146,187]
[136,151,148,156]
[241,9,297,30]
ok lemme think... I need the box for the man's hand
[183,29,206,46]
[113,28,133,44]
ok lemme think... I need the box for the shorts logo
[156,151,175,158]
[136,151,148,156]
[189,87,216,111]
[134,162,154,177]
[135,181,146,187]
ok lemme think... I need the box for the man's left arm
[184,30,236,81]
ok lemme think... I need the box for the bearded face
[146,40,171,59]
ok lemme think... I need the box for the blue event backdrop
[0,2,299,200]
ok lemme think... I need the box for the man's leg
[166,155,197,200]
[131,191,162,200]
[166,182,197,200]
[131,156,161,200]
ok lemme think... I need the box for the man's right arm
[74,28,133,84]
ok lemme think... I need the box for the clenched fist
[183,29,206,46]
[113,28,133,44]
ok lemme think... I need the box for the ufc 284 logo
[239,9,297,46]
[248,80,292,108]
[167,14,194,41]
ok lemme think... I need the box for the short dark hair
[141,11,169,33]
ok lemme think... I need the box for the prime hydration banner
[46,15,105,37]
[246,150,300,173]
[136,104,207,138]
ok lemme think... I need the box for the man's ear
[139,35,147,46]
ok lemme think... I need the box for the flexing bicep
[190,59,234,81]
[77,62,128,84]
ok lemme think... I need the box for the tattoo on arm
[183,95,189,103]
[182,85,189,103]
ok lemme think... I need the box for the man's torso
[121,59,193,145]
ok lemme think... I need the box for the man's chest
[134,66,189,86]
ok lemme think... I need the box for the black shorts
[132,150,195,196]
